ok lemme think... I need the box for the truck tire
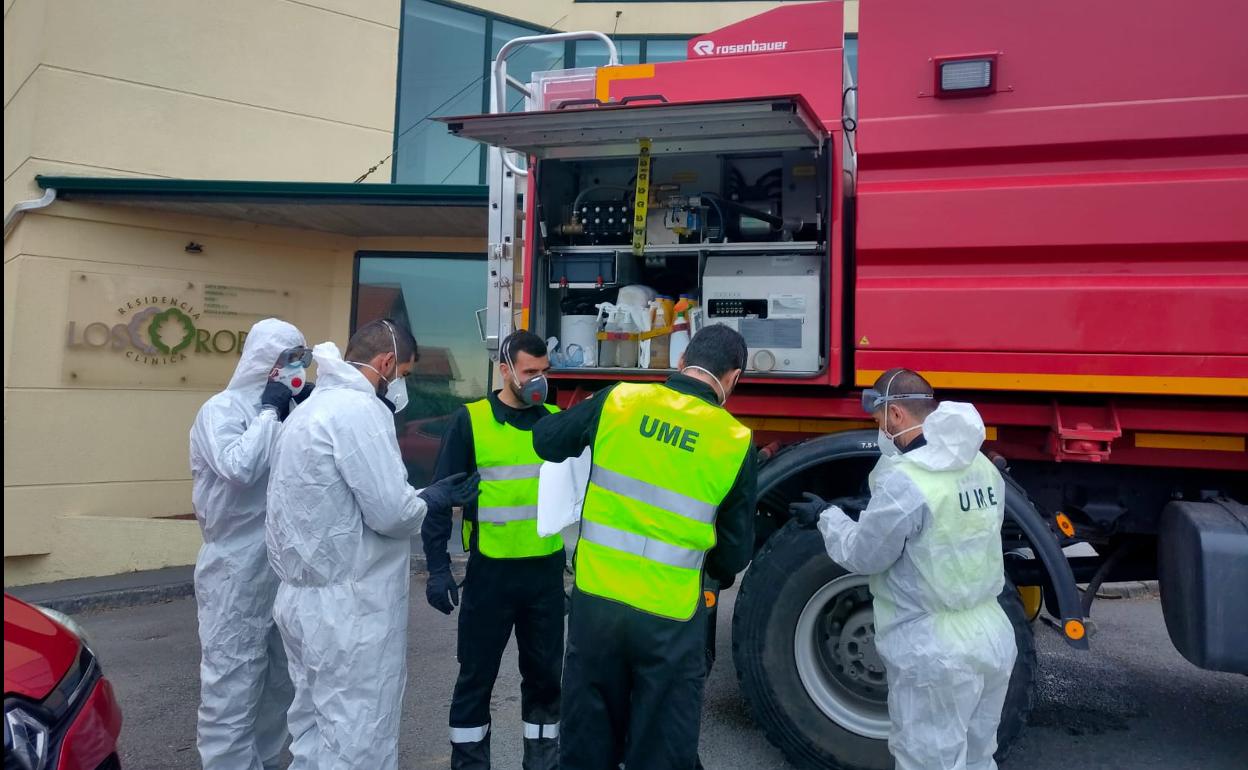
[733,521,1036,770]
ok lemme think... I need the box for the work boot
[522,736,559,770]
[451,730,491,770]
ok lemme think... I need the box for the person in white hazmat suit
[790,368,1017,770]
[190,317,311,770]
[265,319,480,770]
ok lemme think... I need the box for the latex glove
[292,381,315,404]
[426,568,460,615]
[789,492,830,529]
[260,381,292,420]
[418,472,481,514]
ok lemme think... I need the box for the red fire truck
[440,1,1247,766]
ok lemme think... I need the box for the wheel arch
[752,430,1088,649]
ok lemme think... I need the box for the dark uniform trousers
[560,587,710,770]
[451,548,566,768]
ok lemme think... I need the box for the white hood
[225,318,305,393]
[904,401,986,472]
[311,341,376,395]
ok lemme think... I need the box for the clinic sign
[65,294,248,366]
[63,272,292,386]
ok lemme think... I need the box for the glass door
[354,251,488,487]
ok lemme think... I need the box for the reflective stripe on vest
[577,382,751,620]
[464,399,563,559]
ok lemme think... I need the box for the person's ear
[889,403,909,429]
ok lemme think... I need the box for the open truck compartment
[447,97,833,376]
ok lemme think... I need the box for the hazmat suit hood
[310,340,377,395]
[903,401,986,473]
[226,318,305,393]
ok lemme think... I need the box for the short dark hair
[684,324,748,377]
[346,319,418,364]
[501,330,548,364]
[872,367,936,418]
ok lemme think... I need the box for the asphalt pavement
[75,577,1247,770]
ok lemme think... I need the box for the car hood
[3,594,81,700]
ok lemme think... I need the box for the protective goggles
[278,346,313,368]
[860,389,933,414]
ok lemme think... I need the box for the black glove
[826,494,871,518]
[426,568,460,615]
[789,492,829,529]
[292,381,315,404]
[418,472,481,514]
[260,381,292,420]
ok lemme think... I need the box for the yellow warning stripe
[856,370,1248,397]
[631,139,652,257]
[594,63,656,103]
[1134,433,1246,453]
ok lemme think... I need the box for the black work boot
[451,731,491,770]
[522,736,559,770]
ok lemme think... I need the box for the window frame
[394,0,691,184]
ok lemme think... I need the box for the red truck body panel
[495,0,1248,471]
[854,0,1248,399]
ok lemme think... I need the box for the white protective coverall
[266,341,430,770]
[817,402,1017,770]
[190,317,304,770]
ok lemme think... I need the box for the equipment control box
[702,254,822,373]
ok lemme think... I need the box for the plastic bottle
[669,310,691,369]
[617,308,640,368]
[673,294,692,321]
[656,295,675,328]
[647,299,671,369]
[596,303,617,368]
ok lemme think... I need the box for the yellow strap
[632,139,652,257]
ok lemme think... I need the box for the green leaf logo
[148,308,197,355]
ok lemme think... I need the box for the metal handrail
[491,31,620,176]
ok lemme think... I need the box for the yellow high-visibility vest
[464,399,564,559]
[576,383,751,619]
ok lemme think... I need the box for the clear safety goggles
[278,346,313,368]
[860,389,933,414]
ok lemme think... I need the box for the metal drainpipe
[4,187,58,240]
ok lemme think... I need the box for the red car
[4,594,122,770]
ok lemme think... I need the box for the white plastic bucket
[560,314,598,367]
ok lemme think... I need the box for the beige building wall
[4,0,401,213]
[463,0,858,35]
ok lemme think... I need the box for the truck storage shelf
[547,241,824,257]
[438,97,826,160]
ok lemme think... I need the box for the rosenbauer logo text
[693,39,788,57]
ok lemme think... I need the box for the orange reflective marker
[704,590,717,609]
[1064,619,1086,641]
[1055,512,1076,538]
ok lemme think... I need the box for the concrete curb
[1096,580,1159,599]
[9,554,469,615]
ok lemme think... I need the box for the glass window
[354,253,489,486]
[644,39,688,64]
[845,36,859,81]
[573,39,642,68]
[395,1,487,184]
[493,21,565,112]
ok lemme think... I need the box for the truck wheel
[733,521,1037,770]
